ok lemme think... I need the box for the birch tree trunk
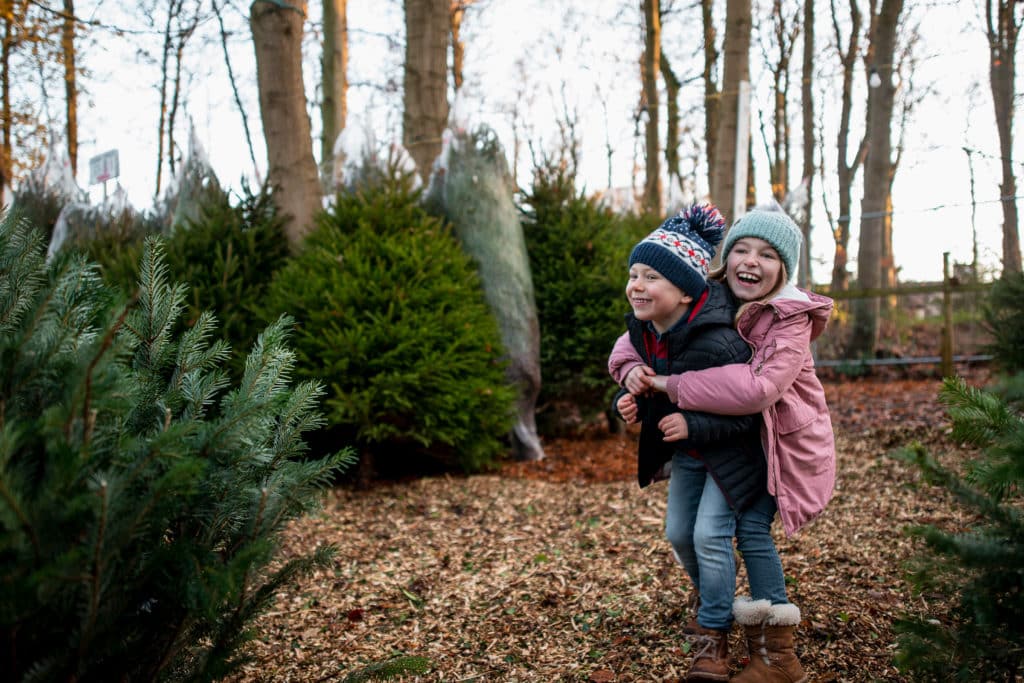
[850,0,903,356]
[252,0,322,249]
[404,0,449,184]
[711,0,751,228]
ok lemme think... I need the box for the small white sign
[88,149,119,185]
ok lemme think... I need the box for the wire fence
[811,255,993,377]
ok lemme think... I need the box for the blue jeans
[664,454,787,631]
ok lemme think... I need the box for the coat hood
[767,284,833,342]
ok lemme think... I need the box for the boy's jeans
[665,453,787,631]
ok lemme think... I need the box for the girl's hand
[624,365,655,395]
[658,413,689,441]
[617,393,639,423]
[649,375,668,393]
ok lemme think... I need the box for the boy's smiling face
[626,263,694,333]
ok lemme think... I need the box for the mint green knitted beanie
[722,209,803,282]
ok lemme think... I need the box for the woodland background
[2,1,1024,682]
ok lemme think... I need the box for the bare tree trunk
[321,0,348,174]
[701,0,719,193]
[850,0,903,357]
[799,0,814,286]
[829,0,864,292]
[641,0,662,215]
[1,14,12,198]
[661,48,681,196]
[711,0,751,228]
[213,0,258,174]
[61,0,77,175]
[403,0,449,184]
[450,1,468,92]
[761,0,797,203]
[986,0,1023,274]
[154,1,181,199]
[252,0,322,248]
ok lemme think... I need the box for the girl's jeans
[665,453,787,631]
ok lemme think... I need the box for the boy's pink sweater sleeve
[665,314,811,415]
[608,331,644,384]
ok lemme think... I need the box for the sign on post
[88,149,120,185]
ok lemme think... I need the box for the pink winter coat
[608,284,835,536]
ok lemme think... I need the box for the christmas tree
[0,211,352,681]
[894,376,1024,680]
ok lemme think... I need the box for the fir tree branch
[77,478,109,665]
[74,293,137,448]
[0,475,41,564]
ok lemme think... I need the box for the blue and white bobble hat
[629,203,726,298]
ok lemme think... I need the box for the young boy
[612,204,766,682]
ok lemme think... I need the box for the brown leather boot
[732,602,807,683]
[731,597,772,680]
[684,625,730,682]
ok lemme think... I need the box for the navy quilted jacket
[613,280,767,512]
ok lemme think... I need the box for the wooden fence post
[941,252,954,376]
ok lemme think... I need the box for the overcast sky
[73,0,1017,282]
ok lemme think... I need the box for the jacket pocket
[775,399,818,435]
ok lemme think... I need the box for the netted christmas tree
[427,125,545,460]
[894,376,1024,681]
[0,211,352,681]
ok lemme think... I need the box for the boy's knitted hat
[629,203,726,298]
[722,208,803,282]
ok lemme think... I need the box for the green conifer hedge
[521,157,655,429]
[0,213,351,681]
[263,172,515,475]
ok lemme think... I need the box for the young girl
[611,204,783,682]
[609,207,834,682]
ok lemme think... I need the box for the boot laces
[690,633,722,661]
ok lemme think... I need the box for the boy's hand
[617,393,639,423]
[624,365,656,395]
[658,413,689,441]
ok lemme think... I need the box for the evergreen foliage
[82,183,289,380]
[262,169,515,474]
[982,271,1024,374]
[9,181,68,243]
[520,156,655,425]
[893,376,1024,681]
[0,212,352,681]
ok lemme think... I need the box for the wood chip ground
[227,373,984,682]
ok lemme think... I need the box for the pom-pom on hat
[722,208,803,282]
[629,203,726,298]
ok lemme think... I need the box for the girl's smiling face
[725,237,784,302]
[626,263,694,333]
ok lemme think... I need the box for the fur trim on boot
[733,596,772,626]
[732,602,807,683]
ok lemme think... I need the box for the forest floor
[227,365,991,683]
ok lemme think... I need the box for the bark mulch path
[228,369,988,682]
